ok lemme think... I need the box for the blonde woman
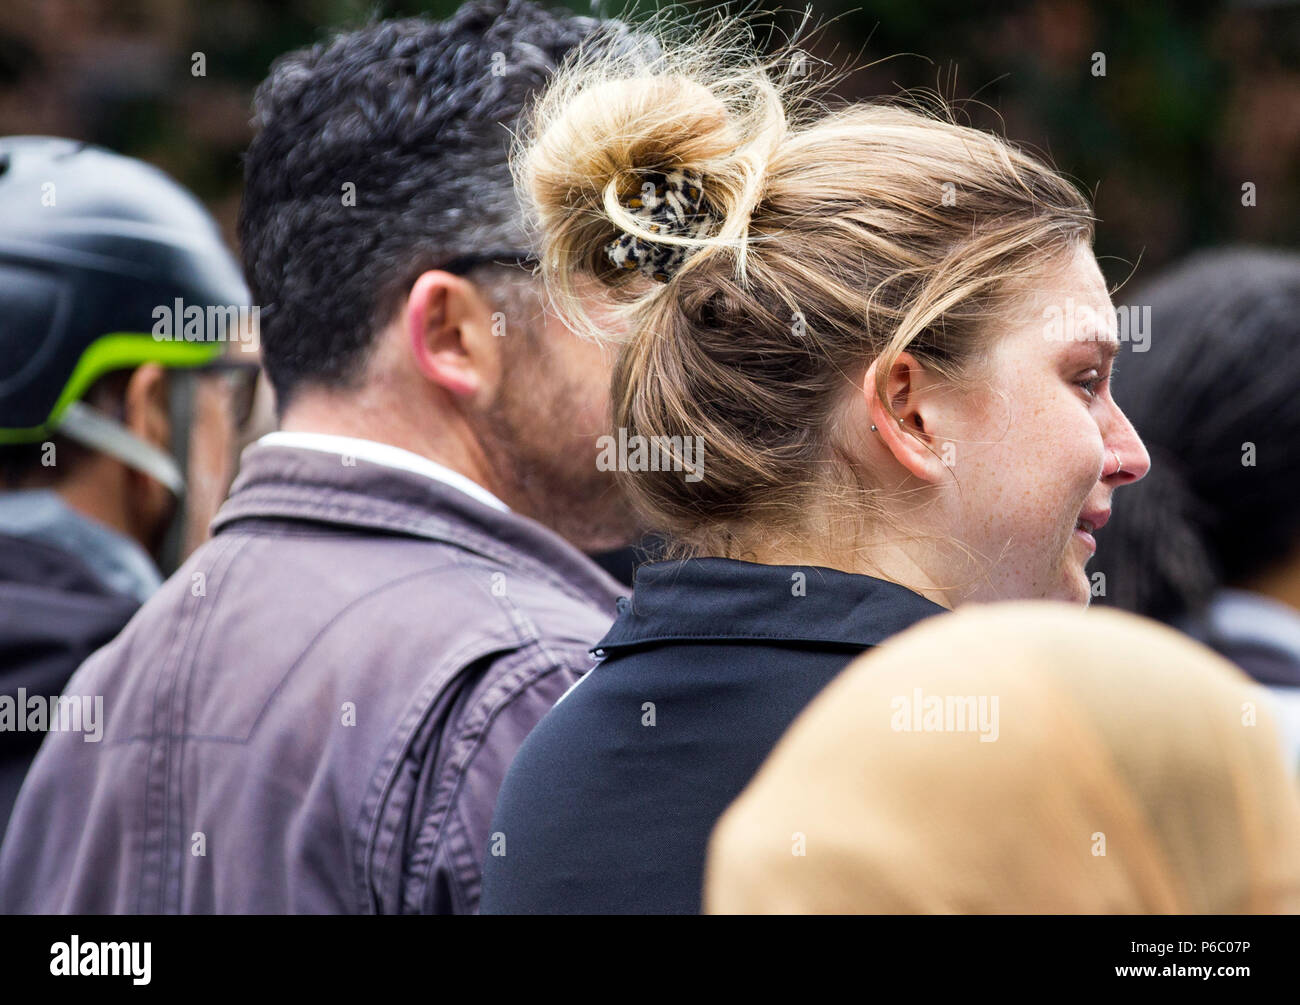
[481,17,1151,914]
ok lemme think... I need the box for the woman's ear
[406,270,500,400]
[861,352,948,483]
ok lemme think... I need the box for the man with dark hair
[0,2,639,913]
[236,2,639,549]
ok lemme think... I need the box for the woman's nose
[1106,404,1151,485]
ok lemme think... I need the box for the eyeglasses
[177,358,261,430]
[437,250,539,275]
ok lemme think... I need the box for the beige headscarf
[704,601,1300,914]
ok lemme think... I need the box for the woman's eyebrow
[1062,336,1121,363]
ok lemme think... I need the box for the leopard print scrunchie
[605,169,712,283]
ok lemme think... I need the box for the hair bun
[513,23,788,340]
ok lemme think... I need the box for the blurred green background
[2,0,1296,287]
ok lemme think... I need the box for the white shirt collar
[257,431,510,514]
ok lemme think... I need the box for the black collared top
[480,557,947,915]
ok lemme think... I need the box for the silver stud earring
[870,424,877,432]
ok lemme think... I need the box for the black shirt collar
[593,557,948,657]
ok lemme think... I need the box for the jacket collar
[255,431,511,513]
[0,489,161,602]
[593,556,948,656]
[211,443,622,611]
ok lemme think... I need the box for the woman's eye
[1076,371,1103,398]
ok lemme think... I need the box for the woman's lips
[1072,508,1109,554]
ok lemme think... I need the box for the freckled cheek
[1031,397,1102,480]
[955,392,1093,545]
[996,427,1093,542]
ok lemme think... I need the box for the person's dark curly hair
[239,1,626,409]
[1092,247,1300,621]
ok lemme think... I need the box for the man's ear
[121,362,177,547]
[406,270,499,399]
[123,362,171,450]
[861,351,947,483]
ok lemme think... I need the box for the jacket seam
[412,643,589,912]
[135,532,243,913]
[168,534,259,910]
[355,635,523,914]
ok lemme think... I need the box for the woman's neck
[726,530,956,611]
